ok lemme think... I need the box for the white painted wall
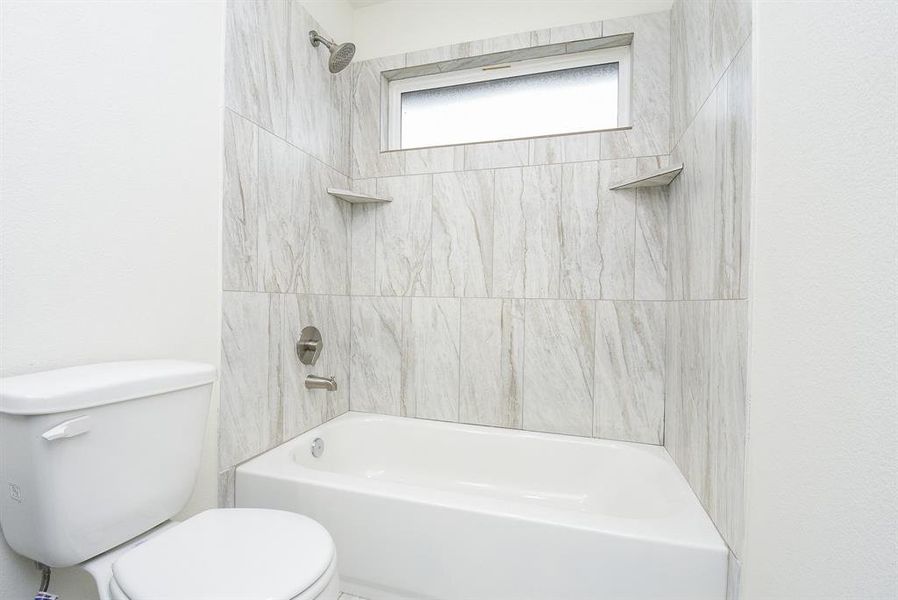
[744,1,898,598]
[306,0,673,60]
[0,1,225,597]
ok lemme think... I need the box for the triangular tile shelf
[327,187,392,204]
[609,164,684,190]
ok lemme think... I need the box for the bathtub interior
[290,414,681,519]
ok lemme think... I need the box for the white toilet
[0,360,339,600]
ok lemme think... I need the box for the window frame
[386,45,632,151]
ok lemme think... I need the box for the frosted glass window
[399,62,619,149]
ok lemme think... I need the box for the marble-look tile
[668,42,750,301]
[350,178,378,296]
[220,292,280,468]
[563,161,638,299]
[375,175,433,296]
[529,132,601,166]
[602,10,670,159]
[493,166,562,298]
[523,300,595,436]
[726,550,742,600]
[459,298,524,428]
[350,296,403,415]
[403,145,465,175]
[350,55,406,179]
[664,300,711,500]
[286,2,350,173]
[432,171,494,297]
[464,140,529,171]
[594,301,665,444]
[531,20,603,46]
[723,43,752,299]
[405,40,482,68]
[589,160,638,299]
[218,468,236,508]
[225,0,287,136]
[223,111,258,291]
[280,294,351,439]
[667,95,716,300]
[309,163,351,294]
[257,131,312,293]
[401,297,460,421]
[671,0,751,145]
[707,299,748,553]
[664,299,747,553]
[635,156,670,299]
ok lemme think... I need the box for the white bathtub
[236,412,727,600]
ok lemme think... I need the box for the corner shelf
[609,164,684,190]
[327,187,392,204]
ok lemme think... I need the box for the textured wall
[664,0,752,584]
[218,0,353,504]
[346,12,672,444]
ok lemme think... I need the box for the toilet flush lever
[41,416,91,441]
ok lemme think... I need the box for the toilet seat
[108,508,336,600]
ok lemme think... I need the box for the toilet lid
[112,508,334,600]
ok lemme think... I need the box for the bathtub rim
[235,411,727,554]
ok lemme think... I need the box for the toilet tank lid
[0,360,216,415]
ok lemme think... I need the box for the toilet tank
[0,360,215,567]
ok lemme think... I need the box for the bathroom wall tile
[220,292,281,468]
[459,298,524,429]
[668,42,750,301]
[667,93,717,300]
[280,294,351,439]
[350,296,403,415]
[706,299,748,553]
[531,20,603,46]
[350,55,406,179]
[432,170,495,297]
[711,0,752,86]
[664,300,710,499]
[403,145,465,175]
[523,299,595,436]
[223,111,259,292]
[594,301,665,444]
[309,163,351,295]
[401,297,461,421]
[225,0,287,136]
[350,178,378,296]
[635,156,670,299]
[671,0,751,145]
[726,551,742,600]
[375,175,433,296]
[601,10,670,159]
[664,299,748,552]
[493,166,562,298]
[562,161,638,299]
[257,131,312,293]
[723,44,752,299]
[286,2,351,174]
[218,468,236,508]
[529,132,601,166]
[464,140,529,171]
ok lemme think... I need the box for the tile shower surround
[220,3,752,595]
[347,10,673,448]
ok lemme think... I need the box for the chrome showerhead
[309,30,356,74]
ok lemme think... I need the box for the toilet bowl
[84,508,339,600]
